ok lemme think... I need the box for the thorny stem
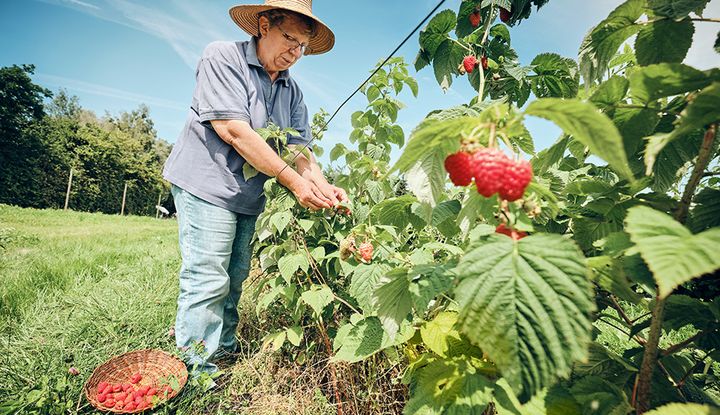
[635,123,717,413]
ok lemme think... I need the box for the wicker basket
[84,349,188,413]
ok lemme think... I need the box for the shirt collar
[247,37,290,86]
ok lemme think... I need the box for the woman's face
[257,15,311,73]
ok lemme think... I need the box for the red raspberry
[500,7,512,23]
[469,10,481,27]
[358,241,373,263]
[463,56,477,74]
[499,158,532,201]
[130,373,142,384]
[495,224,527,240]
[444,151,474,186]
[481,56,489,70]
[472,148,511,197]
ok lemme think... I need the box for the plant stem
[477,7,495,101]
[675,123,718,223]
[661,331,705,356]
[635,123,717,413]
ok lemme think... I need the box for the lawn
[0,205,334,414]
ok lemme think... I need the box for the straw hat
[229,0,335,55]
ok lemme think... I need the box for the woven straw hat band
[229,0,335,55]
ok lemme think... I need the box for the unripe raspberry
[472,148,511,197]
[444,151,474,186]
[499,158,532,201]
[339,237,356,260]
[358,241,373,263]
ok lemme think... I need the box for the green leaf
[635,19,695,66]
[370,195,417,229]
[715,31,720,54]
[629,63,714,104]
[526,98,635,182]
[662,295,716,331]
[644,82,720,174]
[277,253,309,283]
[374,268,413,340]
[569,375,633,415]
[645,403,720,415]
[454,233,595,400]
[689,188,720,232]
[578,0,644,83]
[243,162,259,181]
[419,9,457,56]
[626,206,720,298]
[286,326,303,347]
[264,330,287,352]
[349,263,392,312]
[300,284,334,317]
[270,211,292,234]
[648,0,712,18]
[490,23,511,44]
[420,312,469,358]
[404,358,494,415]
[530,53,580,98]
[651,129,703,193]
[531,135,569,175]
[408,263,455,314]
[573,343,637,386]
[590,76,629,110]
[332,316,414,363]
[406,150,447,207]
[432,200,461,226]
[587,256,642,304]
[613,107,661,157]
[433,39,465,91]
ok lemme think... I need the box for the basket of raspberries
[83,349,188,413]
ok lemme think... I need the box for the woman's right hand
[289,177,333,211]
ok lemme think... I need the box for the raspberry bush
[252,1,720,414]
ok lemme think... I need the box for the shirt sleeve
[287,90,313,147]
[193,44,251,125]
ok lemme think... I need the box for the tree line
[0,64,173,216]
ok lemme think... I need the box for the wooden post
[156,191,162,219]
[64,167,73,211]
[120,182,128,216]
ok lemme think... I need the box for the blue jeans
[171,185,258,374]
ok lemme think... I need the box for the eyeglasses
[277,26,311,55]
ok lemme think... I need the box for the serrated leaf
[286,326,303,347]
[587,256,642,304]
[569,375,633,415]
[579,0,644,84]
[433,39,465,90]
[648,0,712,19]
[626,206,720,298]
[419,9,457,56]
[645,403,720,415]
[300,284,334,317]
[454,233,595,401]
[408,263,455,314]
[689,188,720,232]
[420,312,463,358]
[652,129,703,193]
[243,162,259,181]
[644,82,720,174]
[270,211,292,234]
[629,63,714,104]
[635,19,695,66]
[531,135,569,175]
[530,53,580,98]
[277,253,309,283]
[590,76,629,110]
[374,269,413,341]
[404,358,494,415]
[526,98,635,182]
[490,23,511,44]
[264,331,287,352]
[573,343,637,386]
[370,195,416,229]
[349,263,392,312]
[406,150,446,207]
[662,294,716,331]
[332,317,414,363]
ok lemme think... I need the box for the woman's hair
[258,9,317,36]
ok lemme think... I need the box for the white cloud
[35,72,187,111]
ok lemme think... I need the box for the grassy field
[0,205,334,415]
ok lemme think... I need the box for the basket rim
[83,348,188,414]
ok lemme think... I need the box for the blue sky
[1,0,719,165]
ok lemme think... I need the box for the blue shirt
[163,38,313,215]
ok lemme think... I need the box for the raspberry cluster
[444,148,532,202]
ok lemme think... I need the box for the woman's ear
[258,16,270,38]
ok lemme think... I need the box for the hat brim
[229,4,335,55]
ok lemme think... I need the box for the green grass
[0,205,336,414]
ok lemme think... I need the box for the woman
[162,0,348,375]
